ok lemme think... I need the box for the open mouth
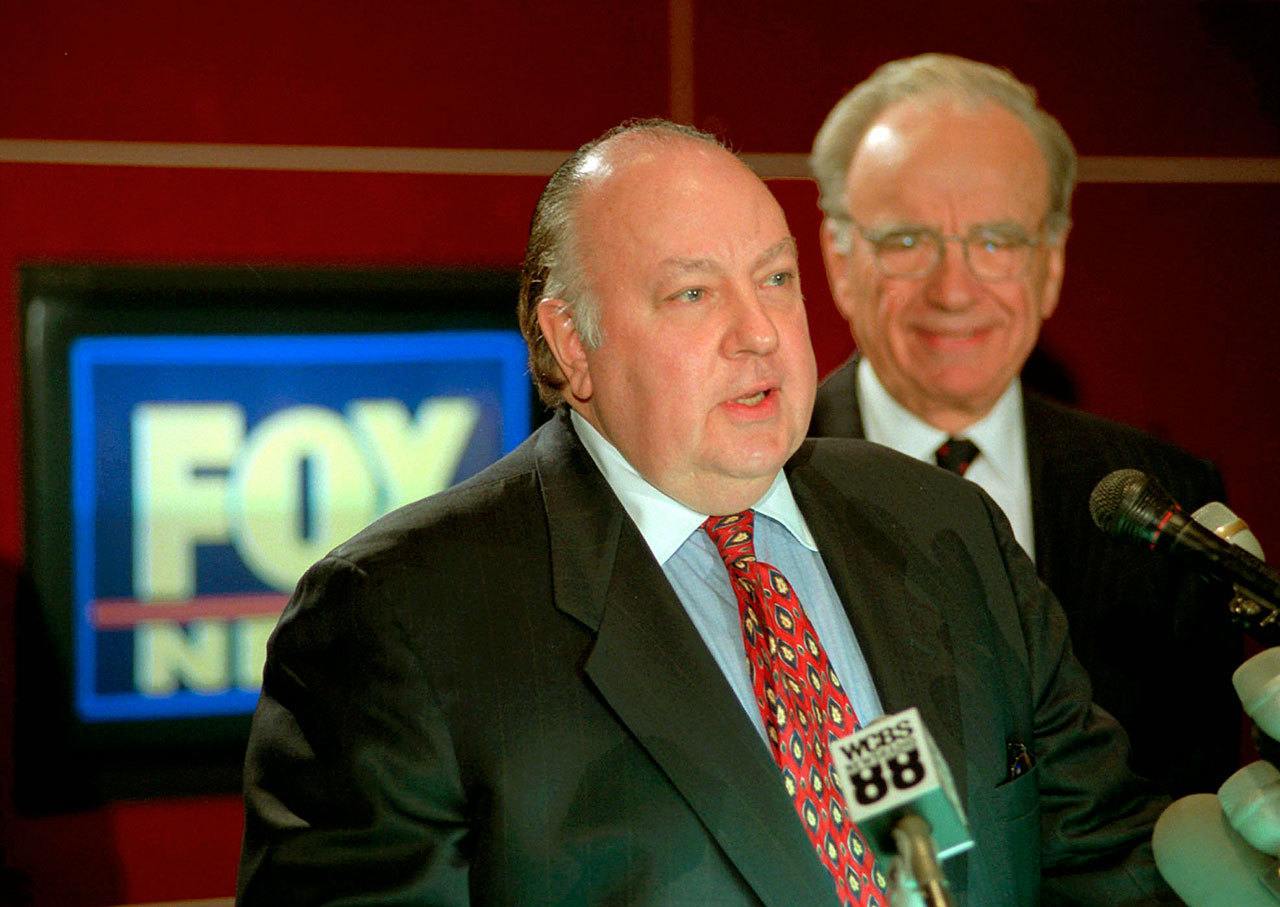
[735,389,769,406]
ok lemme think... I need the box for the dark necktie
[935,437,980,477]
[703,511,886,906]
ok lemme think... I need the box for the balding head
[518,119,726,406]
[525,121,816,514]
[811,53,1076,244]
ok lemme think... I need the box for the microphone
[1236,649,1280,750]
[1089,469,1280,611]
[1153,793,1280,906]
[1193,501,1266,562]
[831,707,972,907]
[1221,761,1280,856]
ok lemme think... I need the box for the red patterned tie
[703,511,886,906]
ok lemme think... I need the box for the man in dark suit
[808,54,1239,798]
[239,119,1173,905]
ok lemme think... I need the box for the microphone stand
[889,814,955,907]
[1229,588,1280,646]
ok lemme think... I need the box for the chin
[928,366,1001,397]
[729,447,793,480]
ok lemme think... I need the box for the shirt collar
[569,409,817,564]
[856,357,1025,483]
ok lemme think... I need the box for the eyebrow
[971,220,1033,234]
[869,219,1030,234]
[753,237,799,269]
[656,236,798,276]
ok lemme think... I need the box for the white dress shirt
[856,357,1036,561]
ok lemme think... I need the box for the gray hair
[811,53,1076,246]
[518,118,725,407]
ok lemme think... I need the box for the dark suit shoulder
[266,423,562,725]
[790,435,990,529]
[795,433,936,482]
[327,427,545,581]
[1024,392,1223,500]
[810,357,861,438]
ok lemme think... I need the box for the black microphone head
[1089,469,1146,532]
[1093,471,1280,615]
[1089,468,1181,545]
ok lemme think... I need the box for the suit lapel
[788,446,972,894]
[845,356,868,439]
[1023,394,1068,590]
[787,446,968,806]
[817,362,978,804]
[534,412,840,907]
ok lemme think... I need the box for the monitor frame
[17,263,534,810]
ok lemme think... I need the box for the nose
[927,238,981,311]
[723,285,780,357]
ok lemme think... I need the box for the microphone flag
[831,706,973,860]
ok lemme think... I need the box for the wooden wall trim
[2,140,1278,184]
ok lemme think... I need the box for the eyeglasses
[840,218,1046,282]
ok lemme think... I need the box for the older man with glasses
[809,53,1239,798]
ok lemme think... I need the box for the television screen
[18,265,535,808]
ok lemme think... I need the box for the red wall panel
[1,1,672,148]
[1045,182,1280,549]
[696,0,1280,156]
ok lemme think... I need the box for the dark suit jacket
[239,408,1172,906]
[811,356,1241,797]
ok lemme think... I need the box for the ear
[818,218,855,321]
[1038,233,1068,321]
[536,298,593,401]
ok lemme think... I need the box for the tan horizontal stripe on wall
[0,139,569,176]
[747,152,1280,183]
[1077,155,1280,183]
[1,139,1278,184]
